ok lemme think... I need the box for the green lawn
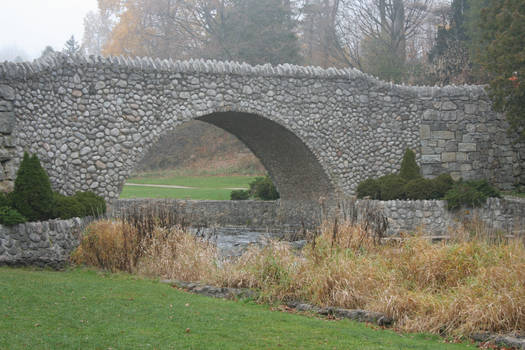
[120,186,235,200]
[0,267,474,350]
[121,175,259,200]
[126,175,257,189]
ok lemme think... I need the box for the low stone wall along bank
[364,197,525,236]
[0,217,92,268]
[111,197,525,236]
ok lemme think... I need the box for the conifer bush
[74,191,107,216]
[356,178,381,199]
[249,176,280,200]
[445,179,501,210]
[12,153,53,221]
[378,174,406,200]
[230,190,250,200]
[52,193,84,219]
[404,178,435,200]
[0,206,26,226]
[399,148,421,181]
[432,173,455,199]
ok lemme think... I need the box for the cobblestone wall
[0,53,522,201]
[357,197,525,236]
[0,217,91,268]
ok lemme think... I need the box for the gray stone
[458,143,477,152]
[419,125,430,139]
[0,111,15,134]
[0,85,15,100]
[0,100,12,112]
[421,155,441,163]
[442,152,456,162]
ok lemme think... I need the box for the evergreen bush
[432,173,455,199]
[230,190,250,200]
[444,179,501,210]
[399,148,421,181]
[52,191,107,219]
[12,153,54,221]
[74,191,107,216]
[249,176,280,200]
[404,178,435,200]
[52,193,84,219]
[0,206,27,226]
[378,174,407,200]
[0,192,10,207]
[356,178,381,199]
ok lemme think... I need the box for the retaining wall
[112,197,525,236]
[0,217,92,268]
[1,197,523,268]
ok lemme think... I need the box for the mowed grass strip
[126,175,257,189]
[0,268,474,350]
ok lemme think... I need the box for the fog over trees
[80,0,524,138]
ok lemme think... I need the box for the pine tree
[477,0,525,139]
[63,35,81,56]
[12,153,54,221]
[399,148,421,181]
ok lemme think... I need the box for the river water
[189,226,307,258]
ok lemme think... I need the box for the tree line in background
[77,0,524,137]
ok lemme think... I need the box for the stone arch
[130,111,336,202]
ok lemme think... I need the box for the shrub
[0,206,27,226]
[249,176,280,200]
[432,173,455,199]
[12,153,54,221]
[73,191,106,216]
[378,174,407,200]
[399,148,421,181]
[404,178,435,200]
[230,190,250,200]
[356,178,381,199]
[52,191,106,219]
[445,179,501,210]
[0,192,10,207]
[52,193,84,219]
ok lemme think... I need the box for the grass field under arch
[121,175,258,200]
[0,267,474,350]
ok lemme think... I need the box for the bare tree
[82,10,114,55]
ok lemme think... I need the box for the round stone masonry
[0,53,522,201]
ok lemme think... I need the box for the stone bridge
[0,53,523,203]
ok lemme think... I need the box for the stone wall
[0,53,522,202]
[0,198,523,267]
[0,85,18,192]
[110,199,280,228]
[0,217,91,268]
[111,197,525,237]
[357,197,525,236]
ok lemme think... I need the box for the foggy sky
[0,0,98,61]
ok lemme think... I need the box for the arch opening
[196,112,335,201]
[122,111,335,202]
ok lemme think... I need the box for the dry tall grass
[72,217,525,337]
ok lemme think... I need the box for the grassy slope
[0,268,473,350]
